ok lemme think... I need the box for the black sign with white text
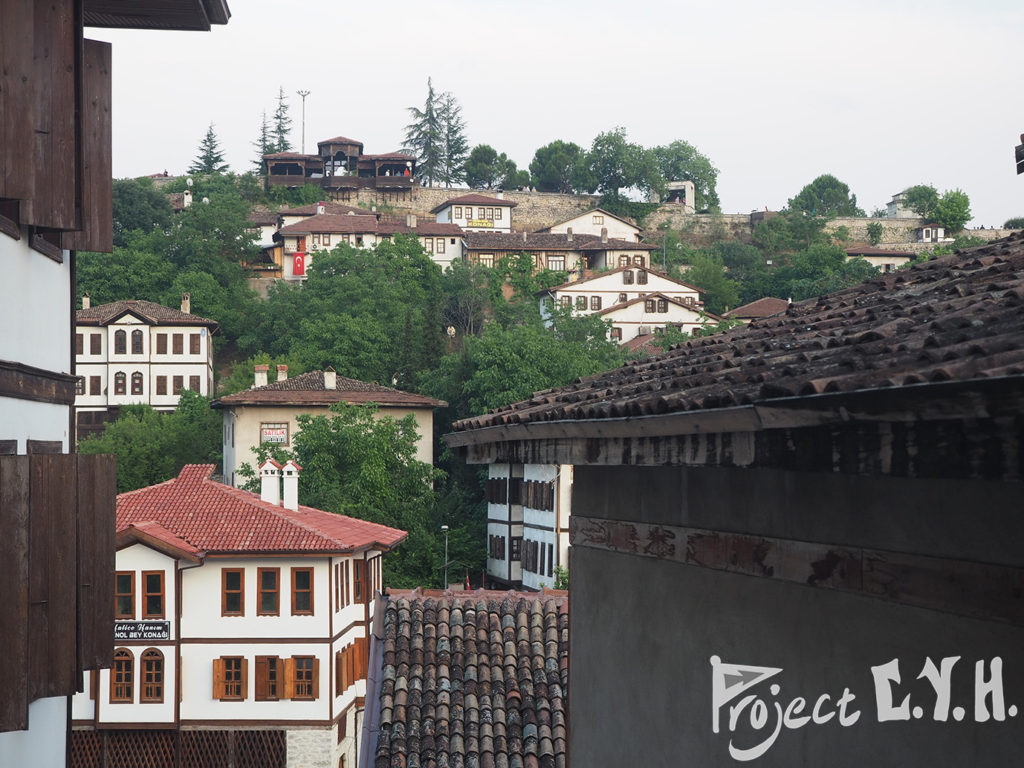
[114,621,170,641]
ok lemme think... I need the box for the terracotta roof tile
[116,464,407,554]
[76,299,218,329]
[722,296,790,319]
[431,194,518,214]
[216,370,446,408]
[374,589,568,768]
[280,201,374,217]
[278,213,380,235]
[318,136,364,147]
[465,232,652,253]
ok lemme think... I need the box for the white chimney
[82,293,90,309]
[277,364,288,382]
[522,231,528,243]
[601,227,608,244]
[496,191,503,199]
[254,364,269,388]
[259,459,282,505]
[183,189,193,208]
[566,227,573,243]
[406,213,417,228]
[181,292,191,314]
[317,201,326,215]
[282,459,302,511]
[323,367,337,390]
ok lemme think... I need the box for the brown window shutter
[241,657,249,700]
[355,637,368,680]
[89,671,97,700]
[212,657,225,700]
[284,657,296,700]
[311,658,320,699]
[335,651,342,695]
[254,656,267,700]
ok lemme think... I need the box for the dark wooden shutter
[284,657,296,700]
[254,656,268,700]
[311,658,320,699]
[240,657,249,700]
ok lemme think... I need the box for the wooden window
[130,371,143,395]
[156,376,167,395]
[286,656,319,700]
[111,648,133,703]
[575,296,586,309]
[312,233,320,245]
[486,207,494,220]
[623,270,634,285]
[477,207,485,219]
[131,329,143,354]
[255,656,281,700]
[257,567,280,615]
[478,253,493,267]
[633,255,645,267]
[619,255,630,267]
[156,333,167,354]
[189,375,201,392]
[353,560,365,604]
[90,376,101,395]
[454,206,462,218]
[291,567,313,615]
[90,333,102,355]
[172,376,183,395]
[424,237,433,253]
[559,295,571,308]
[548,543,554,577]
[618,293,628,303]
[75,377,85,395]
[213,656,247,700]
[343,561,350,606]
[76,333,83,355]
[222,568,244,616]
[637,269,648,285]
[436,237,445,254]
[190,333,201,354]
[114,330,126,354]
[547,255,564,271]
[645,299,656,313]
[113,372,126,395]
[334,562,340,609]
[657,298,668,313]
[141,648,164,703]
[115,571,135,619]
[323,233,331,246]
[494,207,502,221]
[590,296,602,311]
[610,327,622,341]
[539,539,545,575]
[593,214,604,225]
[142,571,164,619]
[172,333,183,354]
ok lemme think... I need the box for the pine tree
[272,86,293,153]
[404,78,444,187]
[438,91,468,187]
[188,123,229,174]
[252,110,274,173]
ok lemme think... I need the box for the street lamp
[441,525,450,589]
[296,89,310,154]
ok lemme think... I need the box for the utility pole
[441,525,450,589]
[296,89,310,153]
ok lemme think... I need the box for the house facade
[265,137,416,200]
[844,245,915,273]
[432,193,516,233]
[465,231,656,275]
[70,463,406,768]
[537,207,641,242]
[74,296,218,440]
[214,368,446,487]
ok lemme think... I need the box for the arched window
[141,648,164,703]
[131,371,144,395]
[111,648,133,703]
[113,372,126,395]
[131,329,143,354]
[114,329,126,354]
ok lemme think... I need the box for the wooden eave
[84,0,230,30]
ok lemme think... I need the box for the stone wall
[286,727,334,768]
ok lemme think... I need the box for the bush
[866,222,883,246]
[1004,217,1024,229]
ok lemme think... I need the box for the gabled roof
[318,136,363,147]
[215,370,446,409]
[431,194,518,214]
[450,233,1024,435]
[278,213,379,236]
[377,221,465,237]
[535,207,640,233]
[722,297,790,319]
[539,266,702,295]
[76,299,219,329]
[596,292,715,320]
[844,245,916,257]
[370,588,569,768]
[280,202,374,218]
[621,333,660,354]
[116,464,407,555]
[465,232,654,253]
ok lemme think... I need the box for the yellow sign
[466,219,494,228]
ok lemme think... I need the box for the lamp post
[296,89,310,153]
[441,525,450,589]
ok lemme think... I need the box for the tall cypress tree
[404,78,443,187]
[272,86,293,153]
[188,123,229,174]
[438,91,468,187]
[252,110,274,172]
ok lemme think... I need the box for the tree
[252,110,274,172]
[651,140,720,210]
[271,86,293,153]
[111,178,174,248]
[788,174,864,218]
[681,253,740,315]
[529,140,587,194]
[867,221,884,246]
[902,184,939,219]
[404,78,444,186]
[188,123,229,174]
[464,145,502,188]
[438,91,469,187]
[1004,217,1024,229]
[930,189,972,233]
[583,127,660,198]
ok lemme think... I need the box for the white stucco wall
[0,697,67,768]
[547,212,639,241]
[436,202,513,233]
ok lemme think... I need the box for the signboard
[261,422,289,444]
[115,621,170,641]
[293,252,306,276]
[466,219,493,228]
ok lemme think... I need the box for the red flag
[293,252,306,276]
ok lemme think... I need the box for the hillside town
[2,3,1023,768]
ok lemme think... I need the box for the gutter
[357,592,387,768]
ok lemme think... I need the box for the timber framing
[0,359,78,405]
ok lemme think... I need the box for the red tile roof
[539,266,700,295]
[722,296,790,319]
[535,207,640,233]
[76,299,219,329]
[116,464,407,555]
[430,194,518,213]
[215,370,446,408]
[596,292,715,319]
[318,136,363,147]
[845,245,916,257]
[278,213,379,235]
[466,232,653,254]
[281,201,375,218]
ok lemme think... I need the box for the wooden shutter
[355,637,368,681]
[254,656,268,700]
[240,657,249,700]
[212,658,225,700]
[311,658,320,699]
[284,657,296,700]
[335,651,343,695]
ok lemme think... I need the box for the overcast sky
[89,0,1023,227]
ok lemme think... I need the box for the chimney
[601,227,608,244]
[406,213,417,228]
[82,293,90,309]
[522,231,528,243]
[277,364,288,382]
[183,189,192,208]
[496,191,503,200]
[254,364,269,388]
[282,459,302,511]
[317,201,326,215]
[323,366,337,390]
[566,227,573,243]
[181,292,191,314]
[259,459,282,505]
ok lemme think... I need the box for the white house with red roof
[71,462,405,768]
[535,207,642,242]
[431,193,516,233]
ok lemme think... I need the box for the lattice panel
[236,729,287,768]
[106,730,175,768]
[70,730,102,768]
[181,729,232,768]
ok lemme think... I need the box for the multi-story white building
[535,207,642,242]
[431,193,516,233]
[71,462,406,768]
[74,295,218,440]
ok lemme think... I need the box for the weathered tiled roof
[535,207,639,233]
[722,296,790,319]
[215,370,446,408]
[361,152,416,161]
[318,135,363,147]
[277,213,463,239]
[431,194,518,213]
[539,266,701,295]
[465,232,653,253]
[452,233,1024,432]
[117,464,407,555]
[596,292,714,319]
[373,589,569,768]
[76,299,218,329]
[280,201,373,217]
[844,245,915,257]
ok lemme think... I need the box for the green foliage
[787,174,865,218]
[1003,217,1024,229]
[930,188,972,233]
[111,178,174,248]
[404,78,445,186]
[680,253,740,315]
[583,127,660,198]
[529,140,588,193]
[271,87,293,153]
[464,145,502,189]
[762,244,879,301]
[78,391,222,493]
[902,184,939,219]
[553,565,569,590]
[752,210,829,256]
[912,234,987,261]
[596,194,659,228]
[866,221,884,246]
[651,139,720,210]
[437,91,469,187]
[252,110,274,173]
[188,123,229,175]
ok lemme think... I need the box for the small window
[141,649,164,703]
[510,536,522,562]
[436,238,445,254]
[172,376,183,395]
[478,253,493,267]
[111,649,133,703]
[115,571,135,619]
[214,656,247,700]
[172,334,183,355]
[657,298,668,313]
[353,560,365,603]
[494,207,502,221]
[114,330,126,354]
[633,255,645,267]
[156,334,167,355]
[288,656,318,700]
[222,568,244,616]
[131,371,143,395]
[323,233,331,246]
[90,376,101,395]
[623,270,634,285]
[575,296,587,309]
[292,567,313,615]
[645,299,656,313]
[156,376,167,396]
[75,377,85,395]
[258,567,280,615]
[142,571,164,619]
[131,329,143,354]
[559,296,571,308]
[637,269,648,285]
[90,333,102,355]
[190,333,201,354]
[610,327,622,341]
[590,296,602,311]
[113,372,126,395]
[312,233,320,245]
[76,333,83,355]
[189,375,201,392]
[593,214,604,225]
[255,656,281,701]
[486,208,494,220]
[477,207,485,219]
[547,255,564,271]
[454,206,462,218]
[424,237,434,253]
[618,293,627,303]
[618,255,630,267]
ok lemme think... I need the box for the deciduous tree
[651,139,720,210]
[111,178,174,248]
[529,140,587,194]
[902,184,939,219]
[788,174,864,218]
[930,189,972,233]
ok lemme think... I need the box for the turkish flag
[293,252,306,276]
